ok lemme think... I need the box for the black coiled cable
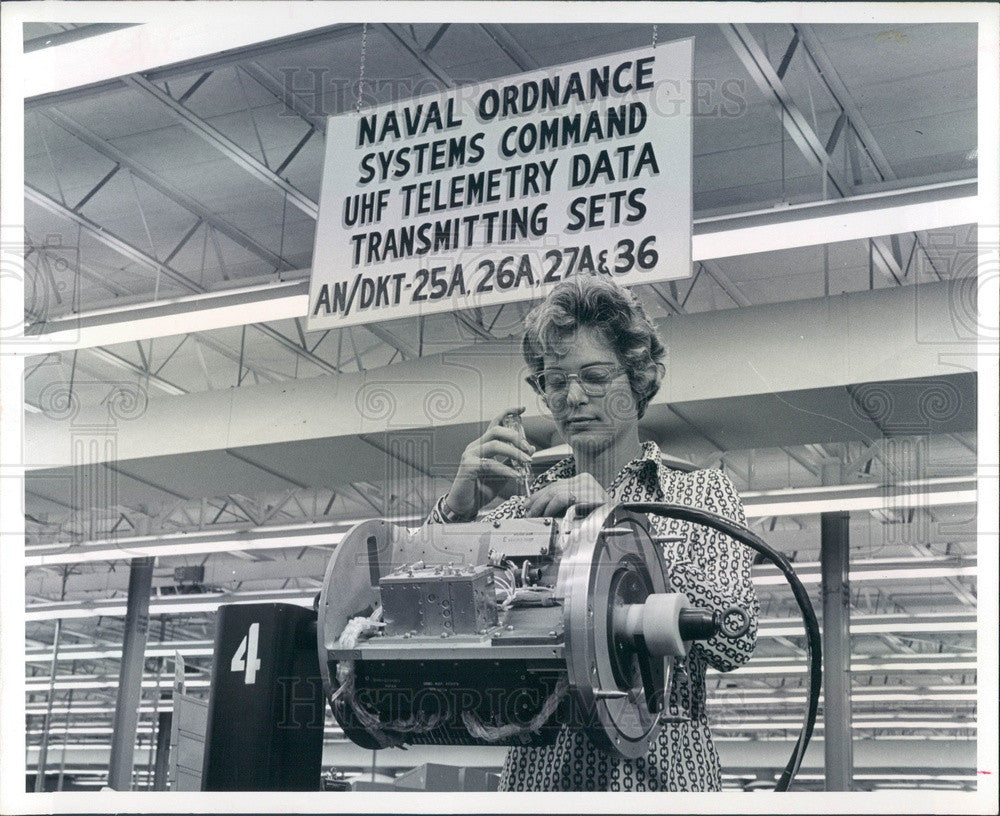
[621,502,822,792]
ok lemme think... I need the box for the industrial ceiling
[16,18,982,792]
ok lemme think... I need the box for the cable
[620,502,822,792]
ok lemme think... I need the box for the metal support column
[34,566,69,792]
[820,461,853,789]
[56,689,74,791]
[108,556,155,790]
[153,710,172,790]
[33,618,61,792]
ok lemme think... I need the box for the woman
[427,275,758,791]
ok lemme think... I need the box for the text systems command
[314,57,669,319]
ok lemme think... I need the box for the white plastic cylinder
[615,593,690,657]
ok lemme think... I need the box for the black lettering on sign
[570,143,660,188]
[313,284,330,316]
[357,98,463,146]
[565,187,648,232]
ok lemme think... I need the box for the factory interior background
[2,5,996,802]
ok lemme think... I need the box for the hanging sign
[307,38,693,330]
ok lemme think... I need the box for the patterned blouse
[427,440,758,791]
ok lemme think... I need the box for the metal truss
[25,184,352,380]
[478,24,538,71]
[721,23,959,289]
[381,24,457,87]
[30,64,420,364]
[23,479,435,551]
[122,74,319,218]
[24,470,977,559]
[722,23,853,197]
[26,24,367,110]
[41,108,292,273]
[26,184,205,295]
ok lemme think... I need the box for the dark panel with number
[202,603,324,791]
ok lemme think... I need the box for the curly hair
[522,276,666,418]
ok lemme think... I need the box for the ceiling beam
[23,23,140,53]
[26,238,133,300]
[122,74,318,218]
[253,323,342,375]
[26,552,331,596]
[23,279,308,351]
[793,24,898,183]
[189,332,284,383]
[87,347,186,396]
[478,24,538,71]
[25,282,976,468]
[694,179,974,262]
[24,475,975,568]
[698,259,752,307]
[742,477,975,518]
[26,588,316,621]
[25,189,342,374]
[23,14,362,103]
[380,24,457,88]
[721,23,852,196]
[26,639,215,664]
[360,324,418,360]
[23,181,976,355]
[31,108,413,362]
[25,184,204,295]
[870,236,906,284]
[719,653,976,677]
[238,61,328,132]
[780,446,821,477]
[23,521,355,567]
[41,108,293,272]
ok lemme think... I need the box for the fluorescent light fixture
[745,490,976,517]
[25,640,214,662]
[25,744,153,753]
[25,705,175,716]
[694,181,976,262]
[25,677,210,692]
[24,529,348,567]
[752,565,978,585]
[855,774,978,781]
[712,721,976,730]
[25,590,315,620]
[22,10,355,99]
[706,693,977,705]
[712,658,975,676]
[20,184,975,354]
[27,726,156,736]
[759,619,977,637]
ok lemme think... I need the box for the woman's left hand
[523,473,610,517]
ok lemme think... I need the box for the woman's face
[541,326,640,455]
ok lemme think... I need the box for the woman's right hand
[444,407,536,519]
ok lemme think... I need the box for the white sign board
[308,39,693,330]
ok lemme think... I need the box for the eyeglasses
[526,363,627,398]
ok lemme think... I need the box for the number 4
[230,622,262,684]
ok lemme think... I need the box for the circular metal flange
[556,504,668,758]
[317,518,401,748]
